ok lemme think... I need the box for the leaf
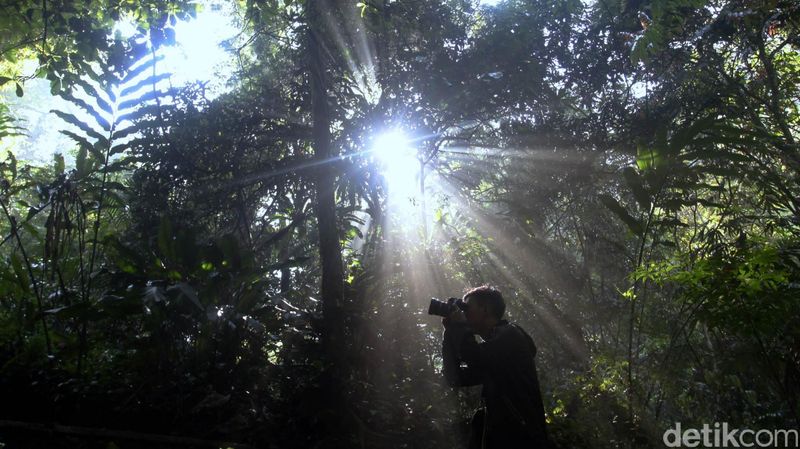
[60,92,112,131]
[42,303,98,320]
[120,54,166,85]
[117,104,169,124]
[622,166,651,210]
[636,146,663,171]
[0,76,12,86]
[10,253,29,293]
[53,153,65,175]
[51,110,109,145]
[235,288,264,314]
[669,116,716,152]
[104,235,143,274]
[119,72,171,98]
[15,83,23,97]
[118,89,172,112]
[111,125,140,141]
[174,229,198,270]
[167,282,204,311]
[599,194,644,236]
[264,257,309,272]
[109,143,130,156]
[158,215,175,262]
[76,145,88,176]
[59,130,94,152]
[655,218,688,227]
[7,151,17,179]
[143,285,166,303]
[73,78,114,115]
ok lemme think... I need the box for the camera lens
[428,298,453,317]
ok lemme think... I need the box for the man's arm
[442,322,483,387]
[457,324,521,374]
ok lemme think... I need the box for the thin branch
[0,196,52,355]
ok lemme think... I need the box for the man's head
[462,285,505,333]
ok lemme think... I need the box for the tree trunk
[309,0,346,354]
[308,1,348,446]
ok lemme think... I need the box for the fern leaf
[59,92,112,132]
[59,130,106,160]
[76,145,89,176]
[117,89,173,112]
[110,142,130,156]
[116,104,167,124]
[120,73,172,98]
[111,125,141,141]
[59,129,94,150]
[73,78,114,116]
[121,54,166,85]
[51,110,109,145]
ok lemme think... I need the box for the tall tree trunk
[308,1,348,446]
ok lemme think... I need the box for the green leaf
[599,194,644,236]
[10,253,29,293]
[636,146,663,171]
[670,116,716,152]
[53,153,65,175]
[104,235,143,274]
[7,151,17,180]
[76,145,88,176]
[622,166,651,210]
[158,215,175,263]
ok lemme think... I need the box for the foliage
[1,0,799,447]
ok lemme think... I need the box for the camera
[428,297,467,317]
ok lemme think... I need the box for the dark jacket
[442,320,551,449]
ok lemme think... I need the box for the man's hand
[442,308,466,327]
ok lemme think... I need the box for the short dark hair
[463,285,505,320]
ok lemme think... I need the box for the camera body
[428,297,467,317]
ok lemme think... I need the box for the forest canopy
[0,0,798,447]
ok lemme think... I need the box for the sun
[372,129,420,195]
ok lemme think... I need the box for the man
[441,285,551,449]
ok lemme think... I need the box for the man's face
[462,295,488,329]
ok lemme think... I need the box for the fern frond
[117,89,174,112]
[0,103,25,140]
[120,73,172,98]
[121,55,166,85]
[72,78,115,116]
[52,47,174,161]
[51,110,109,144]
[59,130,105,161]
[58,93,112,132]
